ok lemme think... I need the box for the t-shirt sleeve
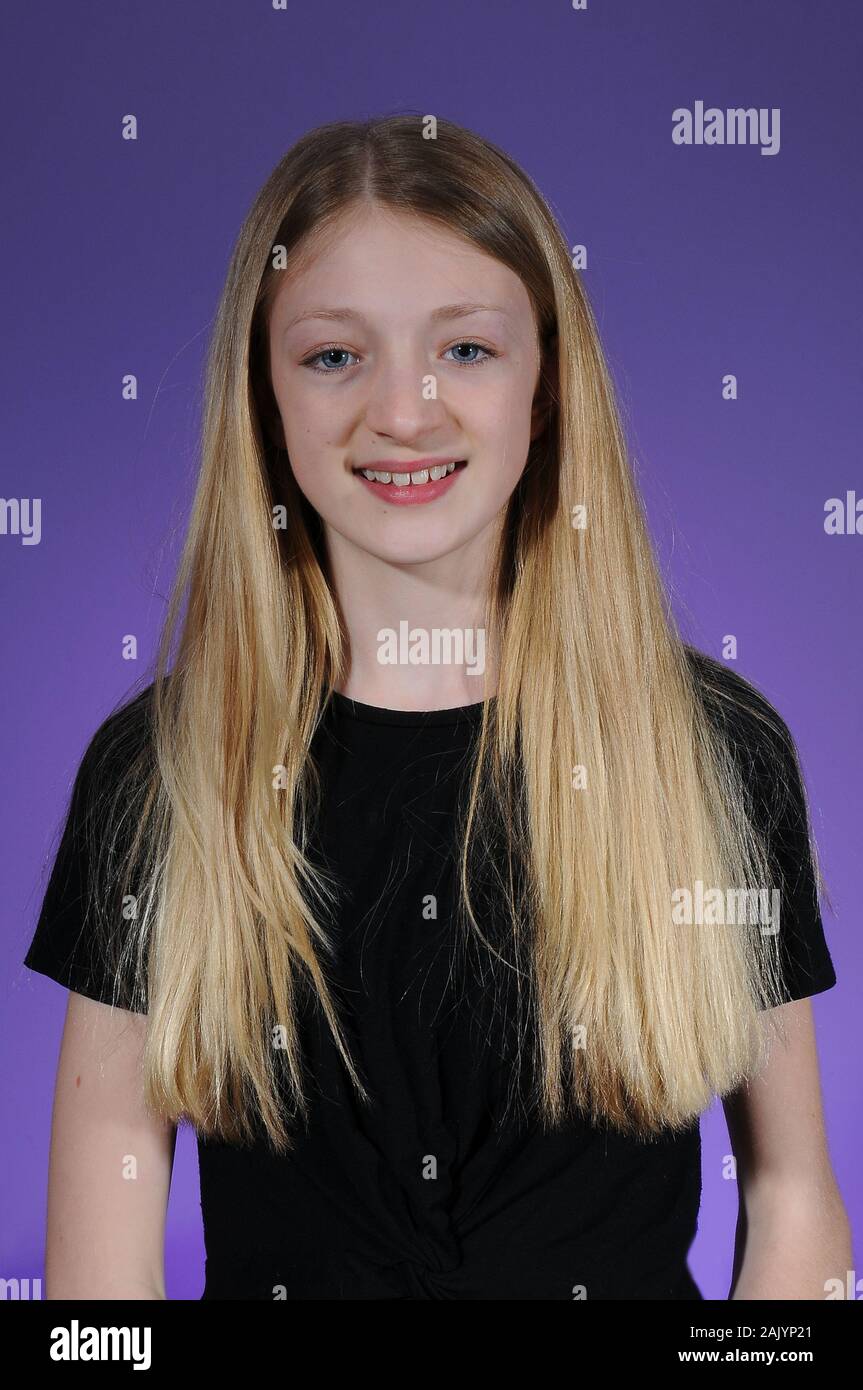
[690,651,837,1008]
[23,695,153,1015]
[754,714,837,1006]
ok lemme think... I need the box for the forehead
[269,204,534,329]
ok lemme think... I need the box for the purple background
[2,0,859,1300]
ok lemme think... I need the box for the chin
[359,529,475,565]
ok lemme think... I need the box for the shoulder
[53,681,164,869]
[25,682,162,1015]
[682,646,836,1005]
[681,644,805,786]
[74,680,161,801]
[86,679,159,761]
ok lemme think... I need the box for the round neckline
[326,687,493,727]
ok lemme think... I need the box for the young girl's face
[267,202,545,567]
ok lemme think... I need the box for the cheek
[288,454,338,501]
[276,393,339,476]
[479,383,536,472]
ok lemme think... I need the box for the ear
[530,330,558,442]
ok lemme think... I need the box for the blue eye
[301,341,499,374]
[444,342,498,367]
[302,347,358,373]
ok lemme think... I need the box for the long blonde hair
[86,115,831,1152]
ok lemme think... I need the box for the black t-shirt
[23,650,837,1300]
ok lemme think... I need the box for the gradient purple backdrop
[2,0,859,1301]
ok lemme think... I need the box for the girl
[25,115,849,1300]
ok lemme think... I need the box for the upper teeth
[360,461,458,484]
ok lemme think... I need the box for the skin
[42,207,849,1301]
[723,998,852,1299]
[266,201,550,710]
[43,993,174,1299]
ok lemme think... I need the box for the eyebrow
[283,302,513,332]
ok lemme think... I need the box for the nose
[362,355,450,443]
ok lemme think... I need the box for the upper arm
[722,997,840,1207]
[44,989,176,1299]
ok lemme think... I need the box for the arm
[44,990,176,1300]
[722,997,852,1300]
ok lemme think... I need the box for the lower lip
[353,462,465,504]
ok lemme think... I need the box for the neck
[325,523,499,711]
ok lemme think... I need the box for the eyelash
[300,341,499,374]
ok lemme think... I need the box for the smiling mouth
[352,460,467,485]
